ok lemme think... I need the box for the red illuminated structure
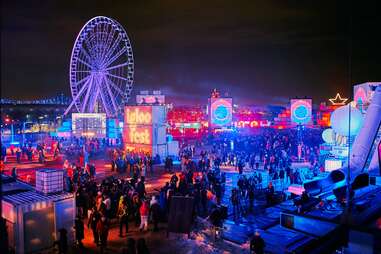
[273,108,292,129]
[316,102,336,127]
[167,106,207,139]
[233,106,271,129]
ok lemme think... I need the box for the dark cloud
[1,0,380,105]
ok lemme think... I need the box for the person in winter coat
[74,216,84,247]
[118,202,129,237]
[150,196,161,232]
[97,213,109,251]
[139,201,149,231]
[88,206,100,245]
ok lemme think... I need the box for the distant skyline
[1,1,381,106]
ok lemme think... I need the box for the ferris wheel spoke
[67,77,91,114]
[88,79,100,113]
[104,62,129,71]
[101,35,122,66]
[103,76,119,113]
[102,46,127,69]
[83,35,97,60]
[101,25,116,60]
[76,57,94,70]
[88,34,101,64]
[105,76,125,96]
[81,75,94,112]
[100,23,111,56]
[96,29,104,61]
[74,74,91,87]
[72,70,92,73]
[79,46,94,64]
[98,82,112,116]
[106,72,128,82]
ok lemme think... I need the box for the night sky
[1,1,380,105]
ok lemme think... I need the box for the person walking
[118,202,129,237]
[139,201,149,232]
[150,196,160,232]
[74,216,84,248]
[250,231,265,254]
[16,148,21,163]
[97,213,109,252]
[88,207,100,245]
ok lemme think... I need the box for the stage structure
[64,16,134,117]
[123,105,178,157]
[208,97,233,129]
[72,113,106,138]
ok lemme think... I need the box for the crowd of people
[1,127,327,254]
[173,128,325,222]
[64,164,153,253]
[1,141,60,164]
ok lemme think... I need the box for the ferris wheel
[64,16,134,117]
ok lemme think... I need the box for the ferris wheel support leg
[64,99,78,116]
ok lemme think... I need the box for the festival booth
[1,173,75,254]
[123,105,178,158]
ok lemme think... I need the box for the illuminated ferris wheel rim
[66,16,134,117]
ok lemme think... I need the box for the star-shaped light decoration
[329,93,348,105]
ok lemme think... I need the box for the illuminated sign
[107,119,119,139]
[233,120,271,128]
[174,122,201,129]
[329,93,348,105]
[125,106,152,125]
[290,99,312,125]
[325,159,343,172]
[72,113,106,138]
[124,106,153,147]
[136,95,165,105]
[210,98,233,128]
[125,126,152,145]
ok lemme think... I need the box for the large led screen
[290,99,312,125]
[210,98,233,128]
[72,113,106,138]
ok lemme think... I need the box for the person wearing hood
[150,196,160,232]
